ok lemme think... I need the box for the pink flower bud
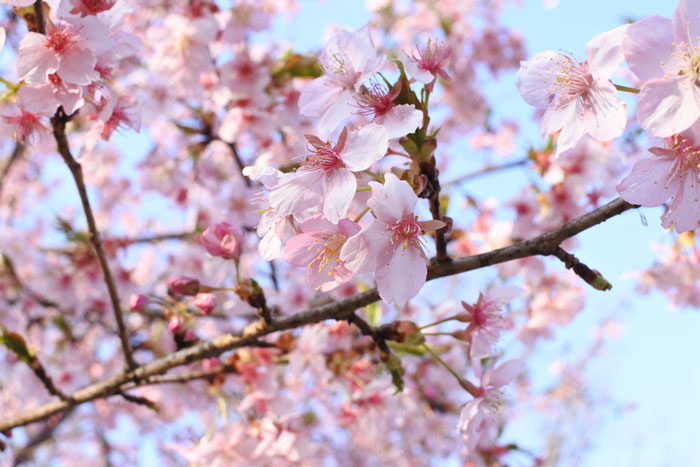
[168,276,200,296]
[168,314,184,332]
[194,293,216,315]
[202,357,220,370]
[199,221,244,260]
[129,294,148,312]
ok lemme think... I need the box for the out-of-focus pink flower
[129,294,148,312]
[168,314,185,332]
[84,95,140,149]
[458,359,524,452]
[168,276,200,296]
[402,39,453,91]
[269,124,389,223]
[516,25,628,157]
[340,173,445,305]
[194,293,216,315]
[624,1,700,137]
[617,126,700,233]
[199,221,244,260]
[68,0,116,17]
[299,25,386,133]
[17,17,112,86]
[0,0,33,6]
[458,286,523,365]
[2,85,58,142]
[284,215,360,292]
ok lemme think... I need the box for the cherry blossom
[17,17,112,86]
[340,173,445,305]
[298,25,386,133]
[355,80,423,138]
[269,124,389,223]
[84,95,140,149]
[198,221,244,260]
[401,39,453,91]
[68,0,116,17]
[623,0,700,137]
[457,359,524,452]
[284,215,360,292]
[617,127,700,233]
[516,25,628,157]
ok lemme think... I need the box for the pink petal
[367,173,417,221]
[623,15,674,82]
[322,168,356,223]
[375,244,427,306]
[17,33,59,84]
[284,232,320,267]
[515,50,561,108]
[581,79,627,141]
[637,77,700,137]
[300,215,336,233]
[340,123,389,171]
[317,89,356,134]
[417,219,445,232]
[661,170,700,233]
[484,359,525,388]
[269,171,323,218]
[616,155,679,206]
[551,102,586,157]
[374,104,423,139]
[339,221,388,274]
[539,98,577,137]
[673,0,700,47]
[585,24,628,79]
[298,77,339,117]
[337,219,361,237]
[57,49,99,85]
[0,27,5,53]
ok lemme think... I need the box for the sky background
[270,1,700,466]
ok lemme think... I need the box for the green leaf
[385,353,405,393]
[0,330,33,363]
[365,302,382,327]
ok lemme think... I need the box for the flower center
[667,41,700,88]
[547,55,592,106]
[308,232,347,275]
[355,80,395,117]
[301,141,344,172]
[46,25,78,56]
[388,216,422,250]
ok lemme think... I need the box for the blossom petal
[616,155,679,206]
[623,15,674,82]
[17,32,59,84]
[340,123,389,171]
[582,79,627,141]
[340,220,388,274]
[637,77,700,137]
[585,24,628,79]
[375,244,426,306]
[484,359,525,388]
[374,104,423,139]
[515,50,560,108]
[323,169,356,223]
[673,0,700,47]
[367,173,417,221]
[58,49,98,85]
[661,170,700,233]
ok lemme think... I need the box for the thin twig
[33,0,46,35]
[51,110,137,370]
[12,408,74,466]
[0,198,636,432]
[549,246,612,291]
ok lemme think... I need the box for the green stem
[353,207,370,223]
[356,187,371,192]
[419,315,459,330]
[613,83,640,94]
[424,344,464,384]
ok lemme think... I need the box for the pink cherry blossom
[17,17,112,86]
[0,0,33,5]
[199,221,244,260]
[129,294,148,312]
[2,85,58,142]
[68,0,116,17]
[402,39,453,91]
[617,127,700,233]
[623,1,700,137]
[339,173,445,305]
[269,124,389,223]
[355,80,424,138]
[84,95,140,149]
[284,215,361,292]
[458,285,523,364]
[193,293,216,315]
[298,25,386,133]
[457,359,524,452]
[516,25,628,157]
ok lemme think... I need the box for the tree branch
[0,197,636,432]
[51,110,137,370]
[443,157,529,188]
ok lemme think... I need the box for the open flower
[284,215,360,292]
[624,0,700,136]
[617,126,700,233]
[298,25,386,134]
[516,25,628,157]
[269,124,389,223]
[340,173,444,305]
[458,359,524,453]
[401,39,453,92]
[355,80,423,139]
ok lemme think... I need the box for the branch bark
[0,197,636,433]
[51,110,137,370]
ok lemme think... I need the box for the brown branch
[0,197,636,432]
[0,143,24,200]
[25,356,73,403]
[33,1,46,35]
[115,391,159,413]
[443,157,529,188]
[51,110,137,370]
[120,364,234,389]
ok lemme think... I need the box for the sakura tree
[0,0,695,465]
